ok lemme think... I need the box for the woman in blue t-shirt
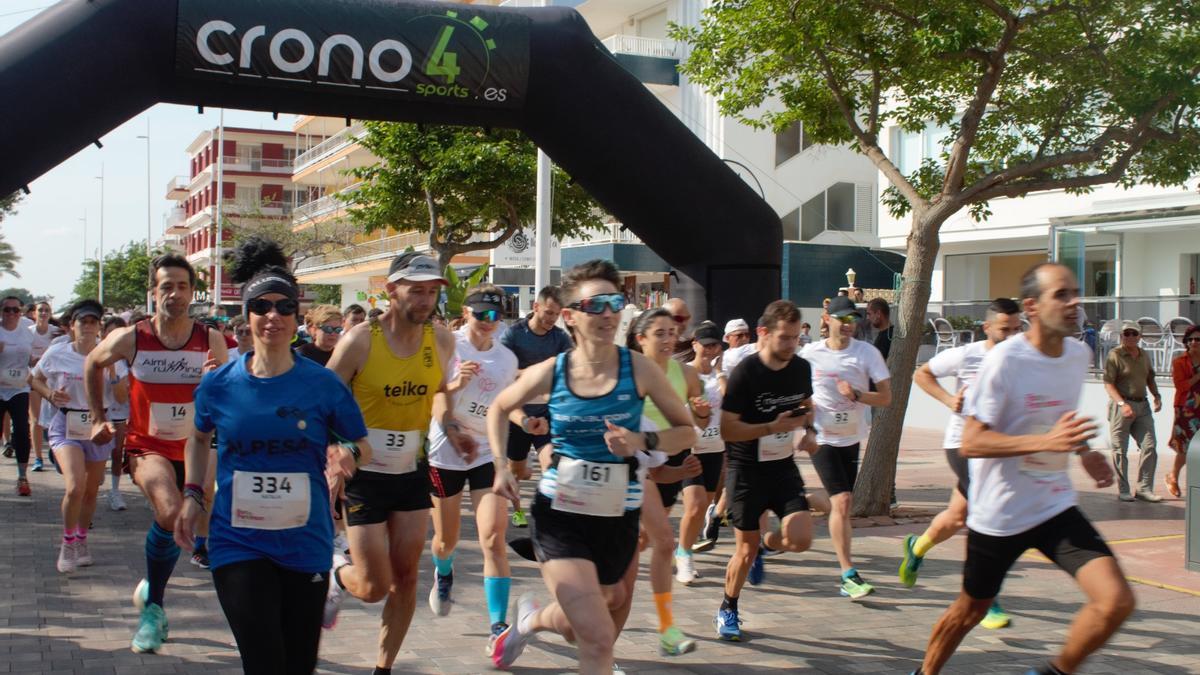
[484,260,697,673]
[175,238,371,675]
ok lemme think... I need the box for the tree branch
[858,0,921,28]
[808,45,928,212]
[973,0,1016,25]
[941,20,1020,196]
[968,131,1151,203]
[867,68,882,138]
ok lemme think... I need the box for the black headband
[242,273,299,317]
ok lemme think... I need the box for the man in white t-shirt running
[902,297,1021,630]
[912,263,1133,675]
[799,296,891,600]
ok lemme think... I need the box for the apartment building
[164,127,303,314]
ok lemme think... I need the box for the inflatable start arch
[0,0,782,323]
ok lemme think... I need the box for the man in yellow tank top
[323,253,476,674]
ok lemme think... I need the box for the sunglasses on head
[247,297,299,317]
[568,293,626,315]
[471,309,499,322]
[1122,330,1140,337]
[318,325,343,335]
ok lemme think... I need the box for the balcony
[560,222,643,247]
[166,175,189,200]
[223,157,294,174]
[165,207,187,235]
[294,231,431,277]
[294,123,368,174]
[292,183,363,224]
[600,35,679,86]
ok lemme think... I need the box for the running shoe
[492,593,539,669]
[693,504,719,552]
[190,547,210,570]
[511,508,528,528]
[332,532,350,557]
[108,490,127,511]
[674,552,698,585]
[74,539,94,567]
[31,458,43,472]
[658,626,697,656]
[428,569,453,616]
[322,552,350,629]
[839,570,875,600]
[898,534,924,588]
[131,603,167,653]
[131,578,169,638]
[979,600,1011,629]
[486,621,508,657]
[3,443,13,458]
[714,606,742,641]
[747,549,765,586]
[56,541,76,574]
[16,478,30,497]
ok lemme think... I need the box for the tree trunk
[851,209,950,516]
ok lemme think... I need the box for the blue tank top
[539,347,645,510]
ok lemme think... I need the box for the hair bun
[228,236,289,284]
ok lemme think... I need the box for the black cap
[827,296,860,318]
[465,291,503,313]
[71,305,103,321]
[692,321,723,345]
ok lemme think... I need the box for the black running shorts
[653,450,690,509]
[811,443,861,496]
[963,506,1114,600]
[682,451,724,493]
[727,460,809,531]
[506,420,552,462]
[945,447,970,498]
[530,493,640,585]
[428,462,496,499]
[344,465,433,526]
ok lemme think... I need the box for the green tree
[0,192,23,279]
[71,240,207,311]
[675,1,1200,515]
[344,123,605,270]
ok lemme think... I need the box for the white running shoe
[428,569,453,616]
[332,532,350,557]
[674,552,698,585]
[108,490,127,511]
[74,539,94,567]
[322,552,350,629]
[56,541,76,574]
[492,593,539,670]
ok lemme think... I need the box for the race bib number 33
[364,429,421,475]
[231,471,310,531]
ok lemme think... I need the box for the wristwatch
[643,431,659,452]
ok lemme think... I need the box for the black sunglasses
[1,307,22,314]
[1186,337,1200,344]
[247,298,299,317]
[568,293,626,315]
[1122,330,1140,337]
[318,325,343,335]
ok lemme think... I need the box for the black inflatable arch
[0,0,781,323]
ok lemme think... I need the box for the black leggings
[0,393,31,464]
[212,558,328,675]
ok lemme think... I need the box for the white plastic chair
[931,317,956,354]
[1136,316,1169,372]
[1166,316,1195,364]
[1097,319,1121,369]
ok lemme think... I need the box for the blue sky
[1,3,291,307]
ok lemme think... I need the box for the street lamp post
[96,164,105,307]
[137,117,153,313]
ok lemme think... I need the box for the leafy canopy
[344,123,604,264]
[674,0,1200,221]
[71,240,197,310]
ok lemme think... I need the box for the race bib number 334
[231,471,310,531]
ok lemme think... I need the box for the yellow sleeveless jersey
[352,322,443,474]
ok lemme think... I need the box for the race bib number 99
[364,428,421,474]
[65,410,92,441]
[231,471,310,530]
[149,402,194,441]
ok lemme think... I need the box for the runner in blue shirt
[175,238,371,675]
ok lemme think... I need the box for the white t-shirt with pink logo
[964,333,1091,536]
[427,333,518,470]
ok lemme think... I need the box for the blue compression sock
[676,545,692,557]
[145,521,181,607]
[194,536,207,551]
[434,553,455,576]
[484,576,511,625]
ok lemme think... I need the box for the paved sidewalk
[0,428,1195,674]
